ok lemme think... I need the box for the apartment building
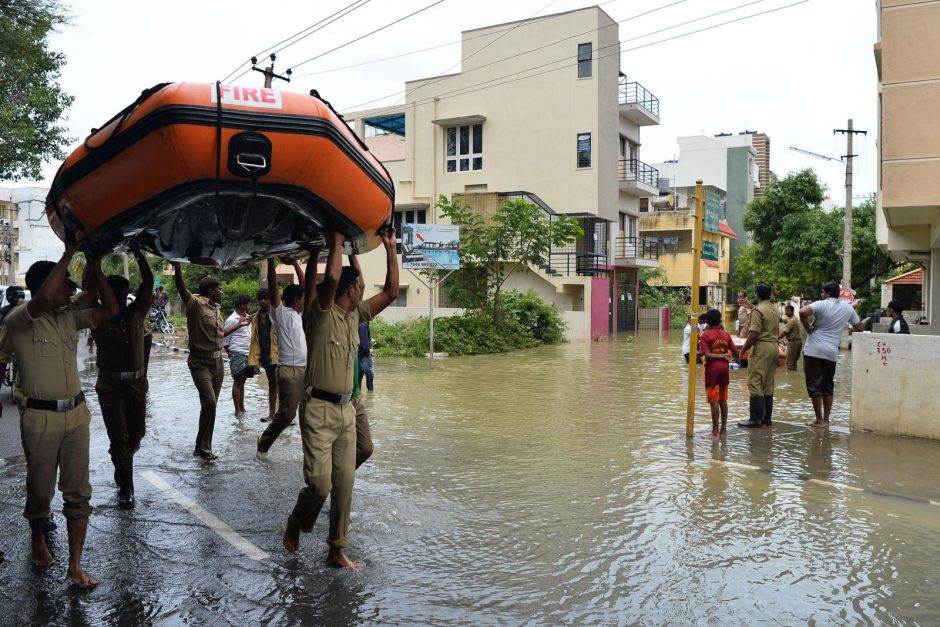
[653,132,762,276]
[0,187,61,282]
[639,185,737,321]
[873,0,939,333]
[346,6,662,339]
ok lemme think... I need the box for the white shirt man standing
[224,295,253,417]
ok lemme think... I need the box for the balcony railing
[619,158,659,189]
[619,80,659,117]
[615,236,661,261]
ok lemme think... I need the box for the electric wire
[286,0,450,73]
[220,0,370,83]
[340,0,782,113]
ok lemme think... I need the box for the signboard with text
[401,224,461,270]
[702,240,719,262]
[705,190,721,234]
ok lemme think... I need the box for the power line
[341,0,785,113]
[221,0,370,83]
[286,0,450,73]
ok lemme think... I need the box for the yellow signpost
[685,180,705,438]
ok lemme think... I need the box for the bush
[371,290,566,357]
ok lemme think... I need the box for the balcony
[619,80,660,126]
[619,158,659,197]
[614,236,661,268]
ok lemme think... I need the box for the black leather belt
[26,392,85,412]
[190,349,222,359]
[310,388,352,405]
[99,368,145,381]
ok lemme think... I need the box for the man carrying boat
[282,228,398,570]
[0,241,119,587]
[171,263,249,461]
[89,248,153,509]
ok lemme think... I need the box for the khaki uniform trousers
[20,404,93,520]
[786,338,803,371]
[291,396,356,548]
[352,395,373,469]
[258,365,306,452]
[188,354,223,454]
[95,376,148,476]
[747,340,778,397]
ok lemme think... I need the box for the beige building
[0,199,20,285]
[639,186,737,322]
[853,0,940,441]
[346,6,662,340]
[874,0,939,332]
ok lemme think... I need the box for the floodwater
[1,331,939,625]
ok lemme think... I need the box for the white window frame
[445,123,483,173]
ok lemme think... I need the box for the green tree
[0,0,75,181]
[639,267,690,329]
[743,168,825,256]
[437,195,583,323]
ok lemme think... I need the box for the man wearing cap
[90,248,153,509]
[282,228,398,570]
[0,242,119,587]
[171,263,249,461]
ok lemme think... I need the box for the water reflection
[0,332,939,623]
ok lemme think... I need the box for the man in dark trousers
[171,263,249,461]
[90,248,153,509]
[282,228,398,570]
[0,242,119,587]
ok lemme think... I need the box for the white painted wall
[0,186,62,280]
[851,333,940,440]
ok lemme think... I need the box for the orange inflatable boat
[46,82,394,267]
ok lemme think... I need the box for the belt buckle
[338,393,351,404]
[55,399,73,412]
[120,371,135,381]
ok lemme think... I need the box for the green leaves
[0,0,75,181]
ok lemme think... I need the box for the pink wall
[591,276,610,337]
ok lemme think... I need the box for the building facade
[346,7,662,339]
[0,186,61,283]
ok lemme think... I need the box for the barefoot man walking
[283,228,398,569]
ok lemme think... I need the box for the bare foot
[31,532,56,567]
[806,420,828,429]
[702,432,719,441]
[66,565,99,588]
[282,515,301,554]
[326,548,360,572]
[719,429,728,438]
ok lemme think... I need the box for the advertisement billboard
[401,224,461,270]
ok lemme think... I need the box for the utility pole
[250,53,292,288]
[833,119,867,292]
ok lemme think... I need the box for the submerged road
[1,331,939,625]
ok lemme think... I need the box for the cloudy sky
[21,0,876,205]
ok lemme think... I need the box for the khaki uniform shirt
[92,305,147,372]
[748,300,780,343]
[0,304,95,400]
[782,316,801,342]
[305,300,373,394]
[186,295,223,353]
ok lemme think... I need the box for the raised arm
[366,226,399,317]
[315,233,343,312]
[348,252,365,291]
[303,247,321,311]
[267,258,281,308]
[133,248,154,315]
[171,261,192,303]
[90,254,120,326]
[27,238,81,318]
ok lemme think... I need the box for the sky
[14,0,878,206]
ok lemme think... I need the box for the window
[577,133,591,168]
[390,287,408,307]
[446,123,483,172]
[577,43,592,78]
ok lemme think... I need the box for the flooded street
[1,331,939,625]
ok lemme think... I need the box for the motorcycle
[150,305,175,335]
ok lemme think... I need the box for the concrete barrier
[851,333,940,440]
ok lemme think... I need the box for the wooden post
[685,180,705,438]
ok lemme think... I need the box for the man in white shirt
[257,255,314,458]
[682,313,707,364]
[224,295,253,417]
[799,282,866,429]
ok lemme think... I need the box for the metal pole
[842,119,854,291]
[429,273,435,370]
[685,179,705,438]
